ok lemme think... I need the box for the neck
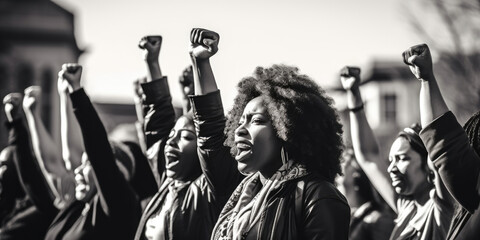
[413,184,431,207]
[259,161,283,185]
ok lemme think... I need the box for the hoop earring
[281,146,289,165]
[427,171,435,185]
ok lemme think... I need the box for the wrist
[146,59,159,66]
[68,84,82,93]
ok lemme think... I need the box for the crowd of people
[0,28,479,240]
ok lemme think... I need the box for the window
[383,94,397,123]
[41,68,53,131]
[16,63,34,89]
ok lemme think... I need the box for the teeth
[236,143,251,150]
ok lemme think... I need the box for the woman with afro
[189,28,350,240]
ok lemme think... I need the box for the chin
[166,169,176,179]
[237,162,255,175]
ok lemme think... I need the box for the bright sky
[52,0,423,110]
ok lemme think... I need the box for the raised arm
[402,44,449,126]
[23,86,70,207]
[3,93,58,214]
[190,28,219,95]
[189,28,242,198]
[404,44,475,210]
[340,66,397,211]
[59,63,138,214]
[58,71,84,171]
[133,77,148,153]
[138,35,176,187]
[179,65,194,115]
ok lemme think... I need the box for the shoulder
[301,174,349,207]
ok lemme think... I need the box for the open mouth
[390,175,403,187]
[235,141,253,162]
[165,147,181,168]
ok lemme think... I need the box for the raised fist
[340,66,361,91]
[58,63,83,93]
[3,93,22,122]
[402,44,433,80]
[23,86,41,111]
[189,28,219,59]
[138,35,162,62]
[179,65,194,97]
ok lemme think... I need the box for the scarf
[212,160,308,240]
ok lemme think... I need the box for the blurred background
[1,0,479,158]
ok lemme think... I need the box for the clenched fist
[139,35,162,62]
[3,93,22,122]
[58,63,83,93]
[23,86,41,112]
[340,66,361,91]
[402,44,433,80]
[189,28,219,59]
[179,65,194,97]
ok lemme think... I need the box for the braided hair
[463,110,480,155]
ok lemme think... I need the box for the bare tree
[404,0,480,124]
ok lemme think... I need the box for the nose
[234,123,248,136]
[387,159,397,173]
[166,134,178,147]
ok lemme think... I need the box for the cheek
[396,161,410,174]
[179,140,197,158]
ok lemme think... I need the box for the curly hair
[224,64,343,183]
[464,110,480,156]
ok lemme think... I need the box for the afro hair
[224,64,343,183]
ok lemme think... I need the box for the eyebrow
[241,112,267,118]
[177,129,196,134]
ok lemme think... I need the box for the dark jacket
[195,91,350,240]
[134,80,242,240]
[44,88,141,240]
[420,111,480,240]
[246,173,350,240]
[0,120,56,239]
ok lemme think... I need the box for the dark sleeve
[420,111,480,213]
[141,77,176,187]
[141,77,176,149]
[69,88,137,215]
[189,90,242,199]
[303,198,350,240]
[8,120,58,215]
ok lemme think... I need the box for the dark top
[420,111,480,240]
[243,173,350,240]
[44,88,141,240]
[0,120,57,239]
[349,202,394,240]
[134,79,242,240]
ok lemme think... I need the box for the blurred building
[0,0,82,148]
[330,60,421,159]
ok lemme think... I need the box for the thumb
[407,55,417,65]
[203,39,217,52]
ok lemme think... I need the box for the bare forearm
[146,60,163,83]
[419,76,449,127]
[347,87,396,211]
[193,58,218,95]
[347,88,380,155]
[25,110,64,174]
[59,93,83,170]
